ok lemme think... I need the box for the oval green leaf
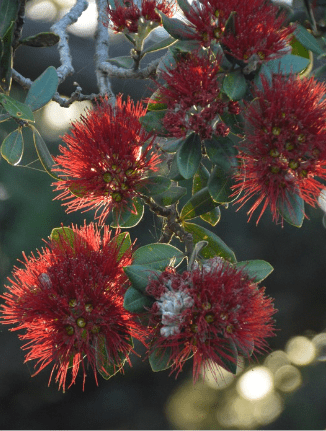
[266,54,310,75]
[110,232,132,261]
[204,135,237,172]
[0,93,34,122]
[30,125,58,179]
[25,66,59,112]
[1,128,23,165]
[153,185,187,206]
[19,32,60,48]
[183,222,236,262]
[142,36,177,55]
[123,286,154,313]
[180,187,218,221]
[294,24,323,56]
[139,110,168,135]
[50,226,77,248]
[200,207,221,226]
[108,56,134,69]
[149,347,173,372]
[192,163,209,194]
[156,10,196,40]
[136,175,171,197]
[277,189,304,228]
[133,243,185,270]
[207,166,235,204]
[111,197,144,228]
[222,69,248,101]
[177,132,202,180]
[215,337,238,375]
[235,260,274,283]
[124,265,161,293]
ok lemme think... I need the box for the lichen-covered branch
[94,0,115,100]
[99,57,160,79]
[50,0,89,84]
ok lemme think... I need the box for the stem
[94,0,115,99]
[100,57,160,79]
[12,0,26,50]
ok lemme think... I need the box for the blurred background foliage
[1,0,326,429]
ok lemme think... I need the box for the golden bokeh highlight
[274,364,302,392]
[285,336,316,366]
[202,357,244,390]
[237,366,274,400]
[252,391,283,425]
[312,333,326,361]
[217,395,257,429]
[264,349,291,374]
[39,100,93,141]
[26,0,57,21]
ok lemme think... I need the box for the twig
[50,0,89,84]
[94,0,115,100]
[99,57,160,79]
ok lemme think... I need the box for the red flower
[221,0,294,63]
[107,0,176,33]
[145,257,276,381]
[0,223,146,391]
[53,95,158,224]
[153,51,237,139]
[233,74,326,224]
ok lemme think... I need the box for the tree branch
[94,0,115,100]
[50,0,89,84]
[99,57,160,79]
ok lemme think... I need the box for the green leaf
[207,166,235,204]
[0,20,14,94]
[133,243,184,270]
[234,338,254,357]
[266,54,310,75]
[149,347,173,372]
[50,226,77,248]
[147,88,167,111]
[180,187,218,220]
[291,35,310,60]
[110,232,132,261]
[200,207,221,226]
[123,286,154,313]
[156,137,184,152]
[177,132,202,180]
[0,0,19,37]
[0,94,34,122]
[124,265,161,293]
[168,153,185,181]
[204,135,237,172]
[25,66,59,112]
[169,39,202,57]
[95,333,130,380]
[153,185,187,206]
[193,163,209,194]
[156,10,196,40]
[142,36,177,55]
[30,125,58,179]
[139,110,168,135]
[216,338,238,374]
[157,50,176,76]
[235,260,274,282]
[177,0,191,14]
[183,222,236,262]
[136,175,171,197]
[19,32,60,48]
[222,69,248,101]
[1,128,23,165]
[108,56,134,68]
[111,197,144,228]
[294,23,323,56]
[277,189,304,228]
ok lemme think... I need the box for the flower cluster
[145,257,276,381]
[182,0,294,63]
[53,95,159,224]
[233,74,326,224]
[0,223,146,391]
[153,51,239,140]
[107,0,176,33]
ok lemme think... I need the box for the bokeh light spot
[274,364,302,392]
[237,366,273,400]
[202,357,244,390]
[264,349,291,374]
[285,336,316,366]
[312,333,326,361]
[253,392,283,425]
[26,0,58,22]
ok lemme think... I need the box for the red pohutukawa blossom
[153,52,238,140]
[0,223,147,391]
[107,0,176,33]
[221,0,294,63]
[53,95,159,224]
[145,257,276,381]
[233,74,326,224]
